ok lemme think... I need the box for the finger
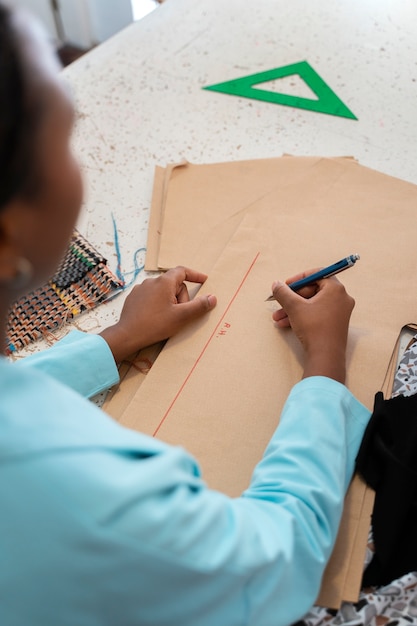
[272,308,288,323]
[275,316,291,328]
[284,267,322,299]
[271,280,302,310]
[170,266,208,286]
[174,294,217,323]
[272,309,291,328]
[183,267,208,284]
[176,283,189,304]
[291,284,318,299]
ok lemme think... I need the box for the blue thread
[123,247,146,289]
[111,213,125,285]
[111,213,146,289]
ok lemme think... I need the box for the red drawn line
[153,252,261,436]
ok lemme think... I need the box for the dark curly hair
[0,3,44,209]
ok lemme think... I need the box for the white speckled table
[56,0,417,334]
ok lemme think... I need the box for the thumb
[176,293,217,323]
[271,280,299,309]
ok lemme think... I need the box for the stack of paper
[104,155,417,607]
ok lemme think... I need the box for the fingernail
[272,280,283,291]
[207,294,216,307]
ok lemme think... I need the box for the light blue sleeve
[23,375,370,626]
[13,330,119,398]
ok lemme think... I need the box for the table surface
[46,0,417,336]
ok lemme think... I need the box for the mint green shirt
[0,331,370,625]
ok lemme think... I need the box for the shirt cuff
[14,330,120,398]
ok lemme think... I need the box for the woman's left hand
[99,266,217,363]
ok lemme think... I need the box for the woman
[0,4,370,625]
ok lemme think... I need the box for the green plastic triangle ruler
[203,60,357,120]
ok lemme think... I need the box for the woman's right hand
[271,271,355,384]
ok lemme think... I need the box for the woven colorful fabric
[6,231,123,355]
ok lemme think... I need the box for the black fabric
[355,391,417,586]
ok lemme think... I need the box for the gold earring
[10,257,33,291]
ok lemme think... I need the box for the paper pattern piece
[203,61,357,119]
[148,156,362,273]
[103,342,164,421]
[145,161,188,271]
[111,156,417,608]
[148,156,325,272]
[119,214,379,608]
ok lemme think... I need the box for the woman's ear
[0,200,33,288]
[0,210,18,282]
